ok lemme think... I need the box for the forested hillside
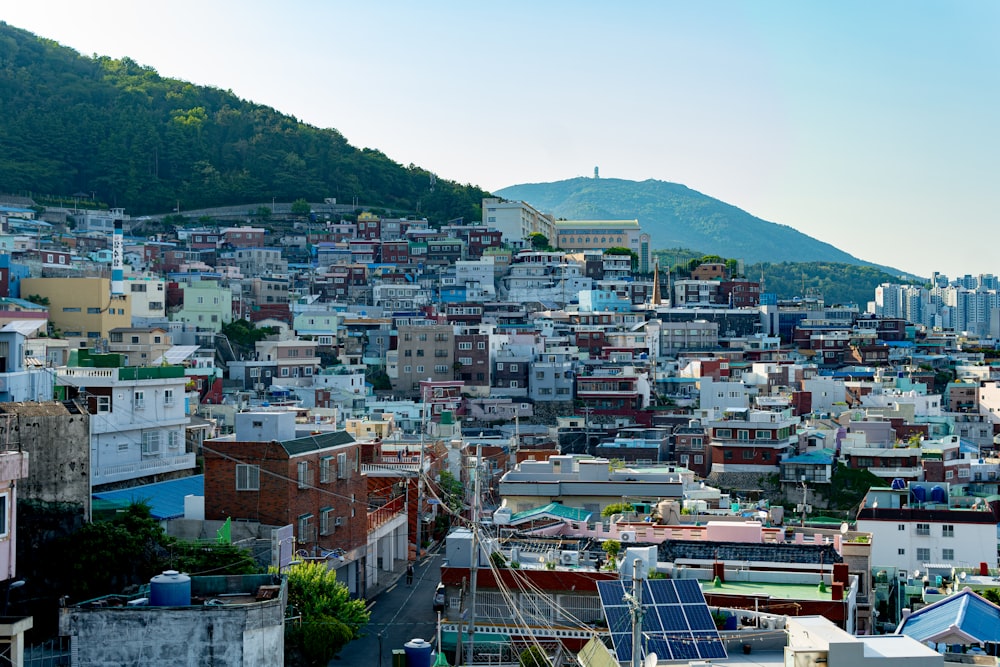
[0,23,488,220]
[655,250,919,306]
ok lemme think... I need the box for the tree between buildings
[282,561,370,665]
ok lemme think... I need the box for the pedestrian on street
[406,563,414,586]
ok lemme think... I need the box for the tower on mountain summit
[594,166,599,179]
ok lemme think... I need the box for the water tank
[403,638,433,667]
[891,478,906,490]
[149,570,191,607]
[911,486,926,503]
[930,486,946,504]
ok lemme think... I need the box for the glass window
[236,464,260,490]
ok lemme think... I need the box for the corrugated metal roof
[510,502,592,524]
[92,474,204,521]
[898,589,1000,644]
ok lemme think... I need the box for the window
[97,396,111,413]
[236,464,260,490]
[916,523,930,535]
[898,524,906,531]
[497,363,504,370]
[434,365,448,373]
[167,431,181,450]
[134,391,145,409]
[942,548,955,561]
[164,389,174,406]
[141,431,161,456]
[297,514,315,543]
[87,307,101,314]
[62,307,81,313]
[458,342,472,350]
[715,429,731,439]
[416,366,424,373]
[694,455,704,464]
[338,452,348,479]
[281,367,289,377]
[510,364,518,372]
[942,525,954,537]
[916,548,930,562]
[320,508,336,536]
[320,456,333,483]
[297,461,311,489]
[737,430,750,441]
[754,430,770,440]
[459,357,472,366]
[898,548,905,555]
[742,450,754,460]
[0,494,7,538]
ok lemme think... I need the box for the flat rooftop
[702,579,840,602]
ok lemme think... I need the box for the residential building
[481,197,556,243]
[856,482,998,577]
[498,455,685,515]
[60,573,286,667]
[204,412,406,598]
[171,280,233,332]
[554,219,650,273]
[55,350,193,488]
[706,406,799,476]
[125,276,167,324]
[107,327,171,367]
[255,339,320,382]
[21,277,130,343]
[0,401,91,519]
[392,324,456,395]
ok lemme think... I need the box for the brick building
[203,412,407,597]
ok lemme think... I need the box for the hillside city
[0,193,998,666]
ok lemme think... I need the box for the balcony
[92,453,196,485]
[368,495,405,532]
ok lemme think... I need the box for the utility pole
[415,386,428,563]
[800,478,809,527]
[626,558,645,667]
[459,440,483,666]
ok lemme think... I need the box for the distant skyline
[3,1,999,278]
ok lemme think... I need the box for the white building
[125,276,167,324]
[856,482,996,575]
[56,360,193,487]
[481,197,555,244]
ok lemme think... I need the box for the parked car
[433,583,446,614]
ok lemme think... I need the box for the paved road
[333,552,443,666]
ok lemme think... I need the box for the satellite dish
[644,652,659,667]
[840,522,849,534]
[960,572,967,581]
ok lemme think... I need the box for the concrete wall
[4,407,91,519]
[60,596,285,667]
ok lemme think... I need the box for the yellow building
[21,277,130,343]
[554,219,651,273]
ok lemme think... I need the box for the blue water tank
[891,478,906,490]
[911,486,926,503]
[931,486,946,503]
[403,638,433,667]
[149,570,191,607]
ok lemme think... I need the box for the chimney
[831,582,844,600]
[712,562,725,582]
[833,563,849,585]
[111,219,124,296]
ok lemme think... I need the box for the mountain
[495,177,888,269]
[0,22,488,220]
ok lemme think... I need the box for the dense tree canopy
[0,23,489,222]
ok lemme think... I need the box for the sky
[3,1,999,278]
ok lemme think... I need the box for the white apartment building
[57,362,193,487]
[481,197,555,243]
[125,276,167,324]
[857,482,996,575]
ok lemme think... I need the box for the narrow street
[333,551,443,666]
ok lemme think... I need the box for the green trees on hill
[0,23,488,222]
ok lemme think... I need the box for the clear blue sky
[4,1,999,278]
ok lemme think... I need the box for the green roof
[702,579,839,602]
[281,431,355,457]
[510,502,592,523]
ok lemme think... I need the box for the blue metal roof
[92,474,203,520]
[898,589,1000,645]
[782,448,835,465]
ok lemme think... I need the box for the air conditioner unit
[620,531,637,542]
[759,616,774,629]
[560,550,580,566]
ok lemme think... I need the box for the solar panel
[675,578,704,603]
[597,578,727,664]
[598,580,627,608]
[684,604,716,631]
